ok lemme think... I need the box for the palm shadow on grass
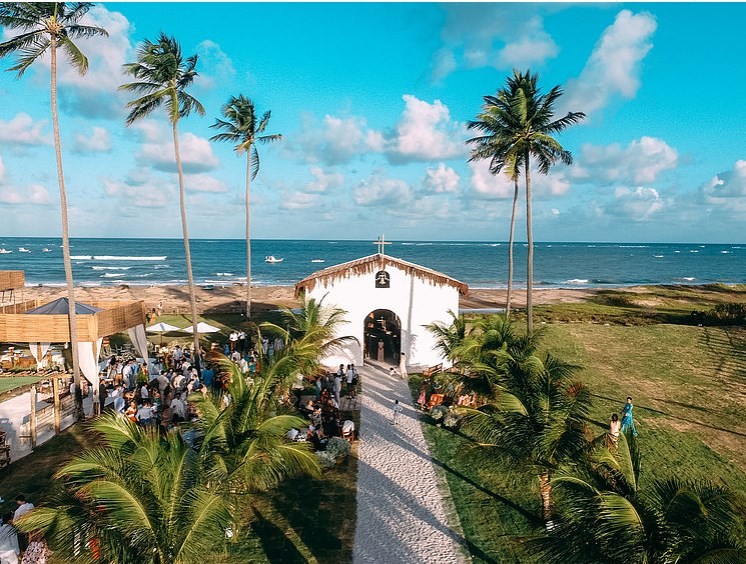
[248,506,307,564]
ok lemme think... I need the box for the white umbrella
[183,322,221,334]
[146,322,182,345]
[146,322,181,333]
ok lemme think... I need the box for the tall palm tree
[210,95,282,319]
[0,3,108,419]
[120,33,204,356]
[467,70,585,334]
[16,414,232,563]
[191,354,320,494]
[468,90,524,320]
[463,349,592,520]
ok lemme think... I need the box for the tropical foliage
[210,95,282,319]
[467,70,585,334]
[16,415,232,563]
[120,33,205,354]
[0,2,108,418]
[190,353,320,494]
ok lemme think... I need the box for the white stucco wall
[304,264,459,370]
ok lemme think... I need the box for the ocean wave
[71,255,92,260]
[674,250,681,253]
[677,277,697,282]
[92,266,131,270]
[564,279,589,285]
[154,264,171,269]
[690,250,699,253]
[101,273,124,278]
[132,273,153,278]
[216,272,234,276]
[93,255,167,261]
[654,255,664,258]
[617,245,649,248]
[721,250,730,254]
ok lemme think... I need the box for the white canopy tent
[183,322,221,334]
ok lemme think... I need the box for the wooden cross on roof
[373,234,392,257]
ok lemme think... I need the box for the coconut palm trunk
[50,34,84,419]
[506,178,519,318]
[171,118,200,357]
[538,471,552,522]
[525,158,534,335]
[245,149,252,318]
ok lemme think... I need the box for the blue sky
[1,2,746,242]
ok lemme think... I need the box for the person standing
[98,380,107,415]
[399,352,408,380]
[13,496,33,553]
[0,512,19,564]
[608,413,621,447]
[345,364,356,399]
[333,371,343,406]
[391,399,403,425]
[229,331,238,352]
[620,397,638,436]
[417,382,427,410]
[377,339,384,362]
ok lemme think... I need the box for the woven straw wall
[0,271,24,292]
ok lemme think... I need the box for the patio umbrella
[182,322,221,335]
[146,322,182,345]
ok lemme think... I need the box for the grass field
[413,287,746,562]
[0,375,44,395]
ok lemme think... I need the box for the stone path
[353,362,469,564]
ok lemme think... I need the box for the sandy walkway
[353,362,468,564]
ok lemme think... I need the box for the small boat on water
[0,249,12,254]
[265,255,284,263]
[18,247,31,253]
[311,259,325,263]
[42,248,52,252]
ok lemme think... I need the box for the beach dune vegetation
[210,95,282,320]
[120,33,205,356]
[0,2,108,420]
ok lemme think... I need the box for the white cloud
[130,120,163,143]
[139,132,219,173]
[613,186,664,220]
[496,17,558,68]
[423,163,460,194]
[432,4,561,81]
[104,177,173,208]
[572,136,678,185]
[468,159,515,200]
[184,173,228,193]
[294,114,380,166]
[195,40,236,89]
[386,95,466,163]
[564,10,657,117]
[702,159,746,199]
[306,167,344,193]
[282,191,321,210]
[0,156,5,183]
[0,184,52,205]
[73,127,112,153]
[0,113,51,146]
[354,172,413,207]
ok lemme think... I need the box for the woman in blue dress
[620,396,638,436]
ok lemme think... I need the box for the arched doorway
[363,309,401,364]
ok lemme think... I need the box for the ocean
[0,238,743,289]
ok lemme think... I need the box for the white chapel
[295,247,469,370]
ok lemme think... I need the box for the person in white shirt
[140,383,149,400]
[156,372,169,395]
[172,372,185,392]
[170,393,187,422]
[13,496,33,522]
[229,331,238,351]
[345,365,356,399]
[0,512,19,564]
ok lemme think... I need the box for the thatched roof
[295,253,469,296]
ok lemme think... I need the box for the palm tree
[529,432,746,563]
[467,70,585,334]
[120,33,204,356]
[0,3,108,419]
[191,354,320,494]
[16,414,232,563]
[210,96,282,319]
[462,349,593,520]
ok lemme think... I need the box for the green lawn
[0,375,44,395]
[411,288,746,562]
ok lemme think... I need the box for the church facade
[295,253,468,369]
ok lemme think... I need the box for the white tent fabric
[183,322,221,334]
[79,338,104,387]
[146,322,181,333]
[128,324,149,365]
[30,342,51,368]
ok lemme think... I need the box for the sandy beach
[14,284,605,314]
